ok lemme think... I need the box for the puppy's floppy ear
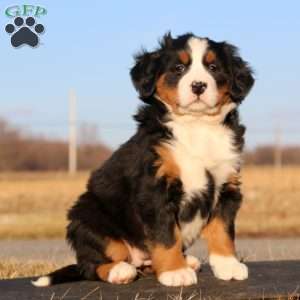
[130,32,173,100]
[223,43,255,103]
[130,50,162,100]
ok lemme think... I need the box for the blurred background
[0,0,299,279]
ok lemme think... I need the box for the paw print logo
[5,17,44,48]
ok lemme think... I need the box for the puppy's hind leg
[70,227,137,284]
[67,192,138,284]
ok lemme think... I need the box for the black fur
[222,43,254,103]
[213,184,243,240]
[130,33,193,101]
[67,102,184,280]
[223,108,246,153]
[46,265,83,284]
[179,170,215,223]
[35,32,254,285]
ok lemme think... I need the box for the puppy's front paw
[107,262,137,284]
[209,255,248,281]
[158,267,197,286]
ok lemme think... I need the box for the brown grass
[238,166,300,236]
[0,259,64,279]
[0,167,299,239]
[0,172,88,239]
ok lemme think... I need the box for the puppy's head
[130,33,254,116]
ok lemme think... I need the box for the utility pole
[69,89,77,175]
[274,126,282,169]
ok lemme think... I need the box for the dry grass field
[0,259,61,279]
[0,167,300,280]
[238,166,300,236]
[0,167,299,239]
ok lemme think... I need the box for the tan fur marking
[105,239,129,262]
[154,144,180,183]
[96,262,119,281]
[227,173,241,190]
[178,50,190,64]
[201,217,235,256]
[217,85,230,106]
[156,74,180,113]
[96,240,130,281]
[151,227,187,275]
[204,50,216,64]
[205,84,231,116]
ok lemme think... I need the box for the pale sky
[1,0,299,149]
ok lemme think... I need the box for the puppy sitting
[33,32,254,287]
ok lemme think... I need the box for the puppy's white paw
[158,267,197,286]
[107,262,137,284]
[209,255,248,281]
[185,255,201,271]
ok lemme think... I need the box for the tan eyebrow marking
[178,50,190,64]
[204,50,216,64]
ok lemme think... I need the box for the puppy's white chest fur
[166,114,241,247]
[167,116,240,193]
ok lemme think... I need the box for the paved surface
[1,239,300,299]
[1,261,300,299]
[1,238,300,263]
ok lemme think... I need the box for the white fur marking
[107,261,137,284]
[180,213,204,247]
[123,241,150,267]
[185,255,201,271]
[209,254,248,280]
[31,276,51,287]
[166,104,240,248]
[167,112,241,196]
[158,267,197,286]
[178,37,218,113]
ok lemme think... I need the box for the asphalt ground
[1,260,300,299]
[1,239,300,299]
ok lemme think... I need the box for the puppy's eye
[174,64,185,73]
[208,64,217,72]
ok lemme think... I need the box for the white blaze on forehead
[178,37,218,111]
[188,37,208,64]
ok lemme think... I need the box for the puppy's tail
[31,264,83,287]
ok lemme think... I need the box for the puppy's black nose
[191,81,207,95]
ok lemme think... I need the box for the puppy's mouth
[179,96,214,111]
[194,96,215,108]
[176,95,234,117]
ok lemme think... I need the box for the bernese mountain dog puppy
[33,32,254,287]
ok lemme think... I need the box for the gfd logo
[5,5,47,48]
